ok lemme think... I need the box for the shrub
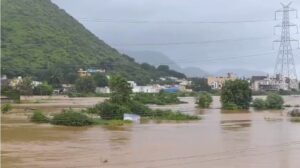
[221,80,252,109]
[266,93,284,109]
[148,109,199,120]
[197,92,213,108]
[31,110,50,123]
[51,110,93,126]
[252,98,266,110]
[1,103,13,113]
[1,86,21,102]
[96,101,130,120]
[133,92,181,105]
[127,101,151,116]
[223,102,239,110]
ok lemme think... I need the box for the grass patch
[92,119,132,126]
[144,109,200,121]
[51,109,93,126]
[1,103,13,113]
[30,110,50,123]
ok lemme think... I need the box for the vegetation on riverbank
[252,93,284,110]
[29,75,199,126]
[1,103,13,113]
[290,117,300,122]
[196,92,213,108]
[221,80,252,110]
[133,92,182,105]
[30,110,50,123]
[95,75,199,121]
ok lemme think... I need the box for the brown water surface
[2,96,300,168]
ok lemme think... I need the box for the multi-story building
[207,73,237,90]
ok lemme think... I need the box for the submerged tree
[109,75,132,105]
[197,92,213,108]
[221,80,252,110]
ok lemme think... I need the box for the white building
[95,87,111,94]
[128,81,161,93]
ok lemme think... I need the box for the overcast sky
[52,0,300,77]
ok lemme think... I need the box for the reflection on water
[2,96,300,168]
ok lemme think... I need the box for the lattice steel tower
[274,2,299,89]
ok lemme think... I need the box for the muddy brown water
[2,96,300,168]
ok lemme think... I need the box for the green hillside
[1,0,185,85]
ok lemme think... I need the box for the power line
[78,18,276,24]
[1,36,273,47]
[110,36,273,46]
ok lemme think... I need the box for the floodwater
[2,96,300,168]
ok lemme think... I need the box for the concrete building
[128,81,161,93]
[207,73,237,90]
[251,75,279,91]
[78,68,105,77]
[95,87,111,94]
[251,75,299,91]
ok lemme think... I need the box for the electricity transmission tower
[273,2,299,90]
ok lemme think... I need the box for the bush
[197,92,213,108]
[30,110,50,123]
[223,102,239,110]
[252,98,266,110]
[1,86,21,102]
[127,101,151,116]
[147,109,199,120]
[1,103,13,113]
[51,110,93,126]
[221,80,252,109]
[266,93,284,109]
[95,101,130,120]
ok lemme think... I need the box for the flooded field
[2,96,300,168]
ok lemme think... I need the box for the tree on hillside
[75,76,96,93]
[93,73,108,87]
[221,80,252,110]
[47,66,64,88]
[17,77,33,95]
[109,75,132,105]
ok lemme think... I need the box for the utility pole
[273,2,299,90]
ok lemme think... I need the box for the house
[87,68,105,73]
[9,76,23,87]
[61,84,75,94]
[78,69,91,77]
[128,81,161,93]
[78,68,106,77]
[207,73,237,90]
[163,87,179,93]
[95,87,111,94]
